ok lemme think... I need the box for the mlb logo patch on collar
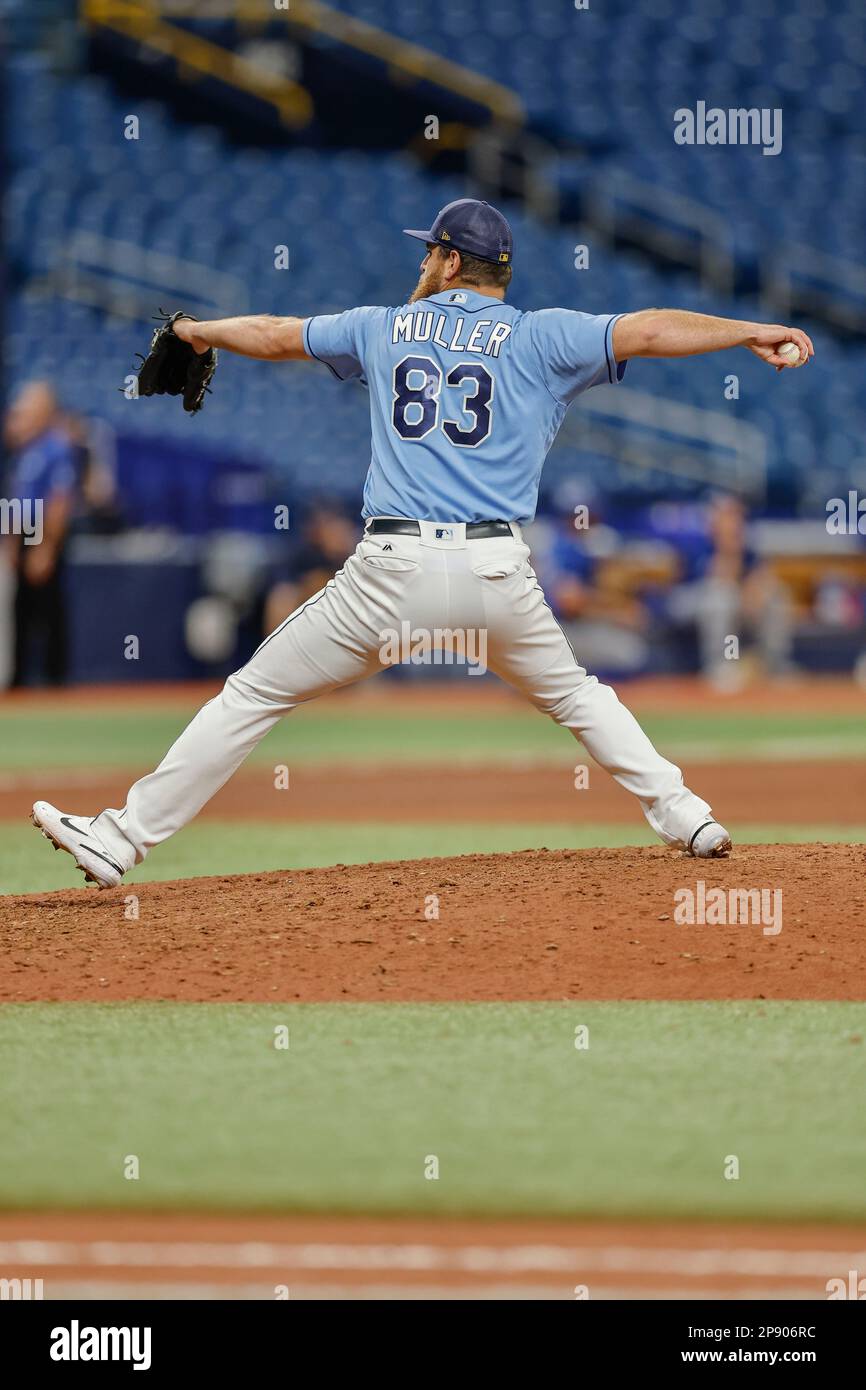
[449,292,468,304]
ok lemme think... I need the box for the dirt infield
[2,845,863,1002]
[0,1209,862,1299]
[2,673,863,714]
[1,757,864,826]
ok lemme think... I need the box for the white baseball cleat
[688,820,733,858]
[31,801,129,889]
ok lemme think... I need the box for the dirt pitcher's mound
[2,845,863,1002]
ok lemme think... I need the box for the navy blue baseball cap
[403,198,513,265]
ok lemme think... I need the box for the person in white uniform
[33,199,814,886]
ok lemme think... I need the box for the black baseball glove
[136,309,217,414]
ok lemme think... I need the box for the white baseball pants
[97,522,712,866]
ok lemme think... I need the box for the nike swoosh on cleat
[60,815,90,837]
[84,846,124,876]
[59,816,123,876]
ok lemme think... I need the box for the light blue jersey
[303,290,626,524]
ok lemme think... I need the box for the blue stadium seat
[6,56,866,520]
[321,0,864,275]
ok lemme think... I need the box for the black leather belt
[366,518,513,538]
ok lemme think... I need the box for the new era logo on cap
[403,199,513,266]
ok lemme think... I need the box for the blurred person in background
[2,381,78,687]
[528,502,651,676]
[62,410,123,536]
[670,493,793,689]
[263,498,359,634]
[814,573,866,628]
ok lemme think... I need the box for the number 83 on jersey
[392,355,494,448]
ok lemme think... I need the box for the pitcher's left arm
[173,314,310,361]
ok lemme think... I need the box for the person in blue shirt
[3,382,78,686]
[32,199,815,885]
[529,504,650,677]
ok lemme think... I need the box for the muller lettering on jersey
[392,310,512,357]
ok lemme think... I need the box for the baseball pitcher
[33,199,814,886]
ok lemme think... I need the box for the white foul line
[0,1240,863,1277]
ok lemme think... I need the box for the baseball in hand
[777,341,804,366]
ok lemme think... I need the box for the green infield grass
[2,820,865,896]
[0,701,864,771]
[0,1001,863,1219]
